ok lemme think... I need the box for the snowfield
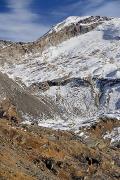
[0,16,120,130]
[1,18,120,85]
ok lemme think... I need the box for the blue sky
[0,0,120,42]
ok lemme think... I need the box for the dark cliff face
[0,16,111,60]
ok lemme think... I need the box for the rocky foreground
[0,101,120,180]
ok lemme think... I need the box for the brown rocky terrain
[0,101,120,180]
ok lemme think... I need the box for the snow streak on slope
[0,17,120,130]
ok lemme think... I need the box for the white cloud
[0,0,49,42]
[0,0,120,42]
[86,1,120,17]
[52,0,120,19]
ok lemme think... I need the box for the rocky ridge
[0,16,111,60]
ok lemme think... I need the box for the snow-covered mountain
[0,16,120,131]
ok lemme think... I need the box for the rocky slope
[0,72,61,120]
[0,111,120,180]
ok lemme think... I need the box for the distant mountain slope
[0,16,120,131]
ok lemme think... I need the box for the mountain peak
[49,16,111,34]
[50,16,90,33]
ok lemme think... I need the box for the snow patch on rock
[104,127,120,144]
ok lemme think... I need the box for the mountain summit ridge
[0,16,111,58]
